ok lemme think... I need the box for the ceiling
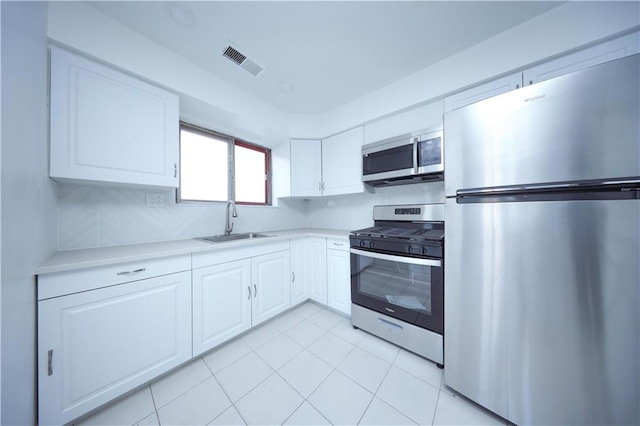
[87,1,564,114]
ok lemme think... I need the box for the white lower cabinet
[192,259,252,356]
[38,269,192,426]
[308,238,328,304]
[291,237,327,305]
[252,250,291,325]
[192,246,290,357]
[290,238,310,305]
[326,238,351,316]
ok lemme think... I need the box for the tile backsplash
[304,181,445,231]
[57,182,444,249]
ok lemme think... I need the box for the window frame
[177,122,272,206]
[234,139,272,206]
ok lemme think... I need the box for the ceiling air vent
[222,42,265,77]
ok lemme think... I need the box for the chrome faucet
[225,200,238,235]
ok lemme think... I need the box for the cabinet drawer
[192,240,289,269]
[37,254,191,300]
[326,237,349,251]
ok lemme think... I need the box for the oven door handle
[350,248,442,267]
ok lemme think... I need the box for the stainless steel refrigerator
[444,54,639,425]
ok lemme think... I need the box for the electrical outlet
[145,193,165,208]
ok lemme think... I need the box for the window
[178,123,271,205]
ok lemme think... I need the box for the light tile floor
[75,302,506,426]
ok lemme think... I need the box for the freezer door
[444,197,640,425]
[444,54,639,197]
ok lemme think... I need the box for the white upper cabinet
[523,31,639,85]
[289,126,368,197]
[445,32,639,114]
[322,126,365,196]
[49,47,180,188]
[444,73,522,113]
[364,101,444,145]
[290,139,322,197]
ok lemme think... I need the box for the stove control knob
[422,247,429,256]
[359,240,365,248]
[369,241,374,249]
[407,246,414,254]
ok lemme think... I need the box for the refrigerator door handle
[456,178,640,197]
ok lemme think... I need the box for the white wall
[47,1,290,149]
[1,2,57,425]
[291,1,640,137]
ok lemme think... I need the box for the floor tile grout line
[209,371,247,425]
[145,384,162,426]
[353,348,398,426]
[125,385,159,426]
[131,304,443,426]
[278,398,307,426]
[431,388,444,426]
[150,358,215,415]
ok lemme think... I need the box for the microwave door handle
[350,248,442,267]
[412,137,419,173]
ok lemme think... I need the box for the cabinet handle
[174,163,177,178]
[248,285,251,300]
[254,284,257,298]
[292,271,296,283]
[333,242,344,247]
[117,268,146,276]
[48,350,53,376]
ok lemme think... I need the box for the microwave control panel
[418,136,442,167]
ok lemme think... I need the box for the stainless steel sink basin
[195,233,273,243]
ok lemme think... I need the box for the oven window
[363,144,413,176]
[358,257,431,312]
[351,252,443,333]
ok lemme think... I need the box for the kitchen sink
[195,233,273,243]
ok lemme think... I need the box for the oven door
[350,248,443,334]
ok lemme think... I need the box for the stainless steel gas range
[349,204,444,367]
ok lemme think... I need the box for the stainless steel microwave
[362,129,443,186]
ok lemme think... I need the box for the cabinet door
[192,260,252,356]
[290,139,322,197]
[524,31,639,86]
[322,127,365,196]
[49,47,179,188]
[252,250,291,325]
[444,73,522,113]
[38,271,191,426]
[309,237,328,305]
[327,248,351,316]
[290,239,310,305]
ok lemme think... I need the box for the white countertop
[35,228,350,275]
